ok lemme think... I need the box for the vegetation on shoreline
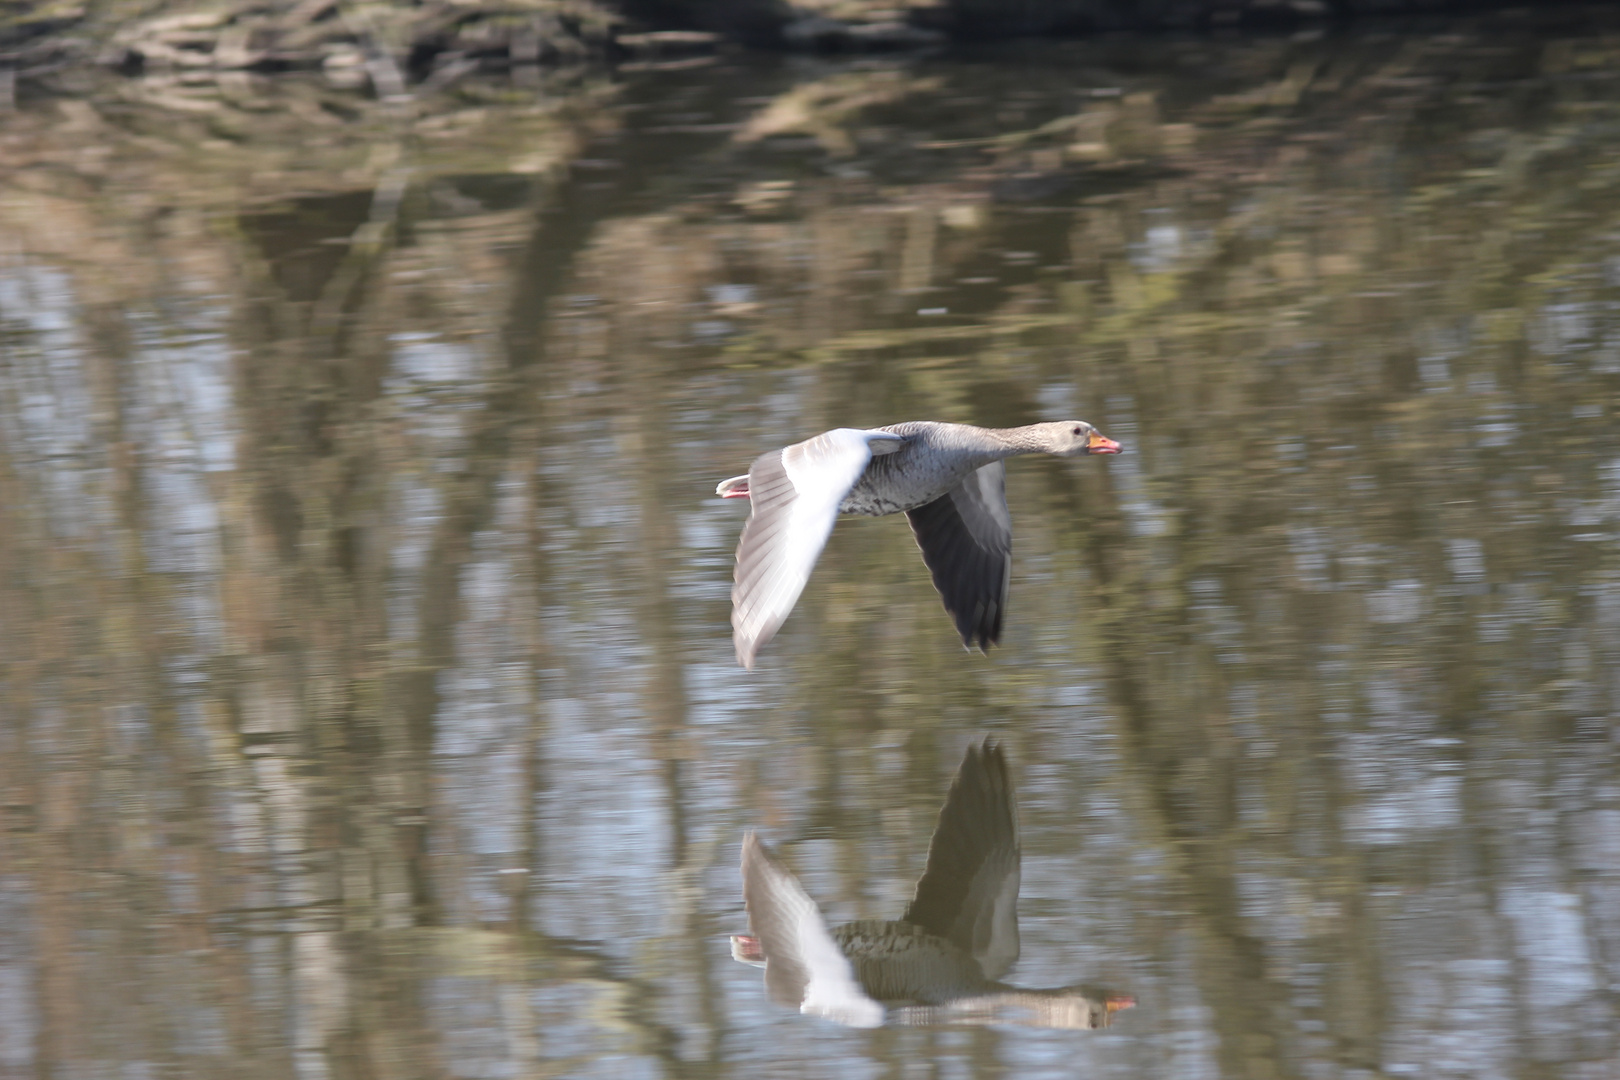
[5,0,1605,109]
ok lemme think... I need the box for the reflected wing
[901,739,1021,980]
[731,428,896,669]
[740,832,885,1028]
[904,462,1012,651]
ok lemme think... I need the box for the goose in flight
[733,739,1135,1029]
[716,420,1121,668]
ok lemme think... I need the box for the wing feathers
[904,463,1013,651]
[902,739,1021,980]
[729,430,888,668]
[741,833,885,1028]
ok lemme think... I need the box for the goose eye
[1072,426,1084,435]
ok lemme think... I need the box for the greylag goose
[716,421,1121,668]
[733,739,1135,1029]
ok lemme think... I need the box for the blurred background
[3,1,1620,1077]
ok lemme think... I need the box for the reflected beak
[1088,433,1122,455]
[1105,994,1135,1014]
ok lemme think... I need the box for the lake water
[2,9,1619,1078]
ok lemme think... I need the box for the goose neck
[985,424,1058,457]
[888,987,1098,1029]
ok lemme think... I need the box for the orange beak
[1106,994,1135,1013]
[1088,433,1122,455]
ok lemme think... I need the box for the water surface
[2,12,1620,1079]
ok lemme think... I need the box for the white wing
[741,833,885,1028]
[730,428,903,668]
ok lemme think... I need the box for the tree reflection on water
[1,11,1619,1079]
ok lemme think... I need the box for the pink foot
[730,934,766,963]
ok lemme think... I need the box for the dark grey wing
[740,833,884,1027]
[904,462,1012,651]
[901,739,1021,980]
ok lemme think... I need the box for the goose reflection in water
[733,739,1135,1029]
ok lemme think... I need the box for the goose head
[1042,421,1122,457]
[1049,988,1137,1029]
